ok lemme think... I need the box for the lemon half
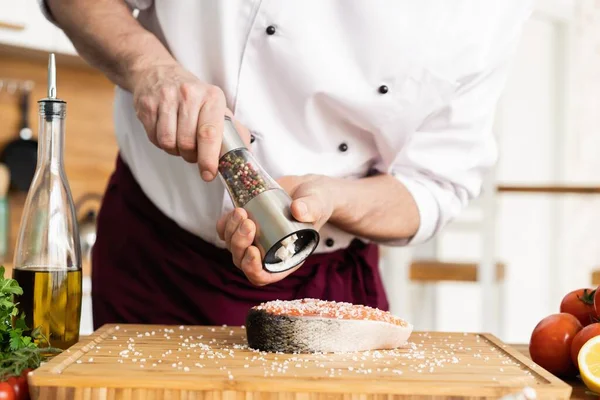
[578,335,600,393]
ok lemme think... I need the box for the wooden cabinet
[0,0,77,56]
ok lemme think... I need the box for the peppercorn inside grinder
[217,117,320,273]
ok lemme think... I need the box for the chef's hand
[216,174,336,286]
[131,62,251,181]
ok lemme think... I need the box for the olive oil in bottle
[12,268,82,349]
[12,54,83,350]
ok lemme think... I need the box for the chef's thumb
[291,195,322,224]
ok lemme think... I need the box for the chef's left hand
[216,174,336,286]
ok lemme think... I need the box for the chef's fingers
[197,86,226,181]
[276,176,302,196]
[240,246,268,286]
[223,208,247,250]
[156,87,179,156]
[216,212,230,241]
[290,194,325,224]
[176,85,202,163]
[242,252,304,286]
[230,219,255,267]
[135,95,159,147]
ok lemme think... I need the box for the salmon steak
[245,298,413,353]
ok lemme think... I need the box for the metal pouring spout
[48,53,57,99]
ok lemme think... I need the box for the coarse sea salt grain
[253,298,408,327]
[88,321,530,383]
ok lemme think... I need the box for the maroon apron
[91,155,389,329]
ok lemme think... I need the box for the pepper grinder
[218,117,320,273]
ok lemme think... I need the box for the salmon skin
[245,298,413,353]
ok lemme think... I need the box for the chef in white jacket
[39,0,532,327]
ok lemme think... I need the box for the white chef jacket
[40,1,532,254]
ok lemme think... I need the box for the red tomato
[0,382,15,400]
[17,376,27,400]
[529,313,582,377]
[18,370,30,400]
[6,378,19,400]
[561,288,597,326]
[7,373,28,400]
[571,323,600,368]
[594,288,600,322]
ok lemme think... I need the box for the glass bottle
[12,54,82,350]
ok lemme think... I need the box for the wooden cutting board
[28,324,572,400]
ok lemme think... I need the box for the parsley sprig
[0,266,61,379]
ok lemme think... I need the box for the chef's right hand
[131,62,251,181]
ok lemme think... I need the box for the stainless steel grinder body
[218,117,320,272]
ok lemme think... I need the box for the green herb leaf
[9,330,23,351]
[0,299,12,309]
[0,278,23,297]
[0,265,63,378]
[13,315,27,332]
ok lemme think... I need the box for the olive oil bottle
[12,54,82,350]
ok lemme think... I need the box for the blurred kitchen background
[0,0,598,344]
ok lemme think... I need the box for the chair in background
[408,241,506,333]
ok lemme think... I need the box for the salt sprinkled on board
[95,324,533,384]
[253,298,409,327]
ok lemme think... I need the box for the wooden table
[514,344,596,400]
